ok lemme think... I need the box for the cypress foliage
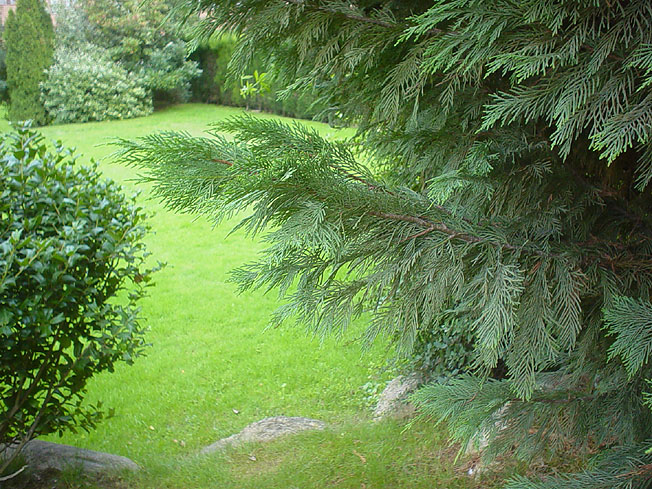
[4,0,53,125]
[116,1,652,486]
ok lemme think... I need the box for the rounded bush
[41,46,152,124]
[0,127,157,469]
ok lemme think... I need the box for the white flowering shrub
[41,45,152,124]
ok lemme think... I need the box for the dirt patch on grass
[227,446,290,478]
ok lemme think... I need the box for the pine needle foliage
[116,1,652,486]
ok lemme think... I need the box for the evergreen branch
[604,297,652,378]
[369,210,486,246]
[115,122,652,273]
[283,0,397,28]
[370,210,646,269]
[514,394,596,405]
[367,210,432,229]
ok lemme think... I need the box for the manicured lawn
[1,105,504,488]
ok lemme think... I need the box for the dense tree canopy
[117,1,652,487]
[81,0,200,100]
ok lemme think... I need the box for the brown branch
[529,394,596,405]
[341,171,386,192]
[212,158,233,166]
[616,463,652,479]
[366,209,652,272]
[204,153,551,257]
[330,166,460,221]
[368,210,432,229]
[402,225,438,242]
[369,210,492,247]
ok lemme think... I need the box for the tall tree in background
[117,1,652,487]
[4,0,53,124]
[0,20,8,104]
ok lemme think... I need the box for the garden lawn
[1,105,506,489]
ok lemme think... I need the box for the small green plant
[360,380,383,408]
[240,70,271,110]
[0,125,158,473]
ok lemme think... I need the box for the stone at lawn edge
[3,440,139,474]
[201,416,326,455]
[372,372,424,420]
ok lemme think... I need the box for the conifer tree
[4,0,53,125]
[116,1,652,487]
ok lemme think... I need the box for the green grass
[1,105,508,489]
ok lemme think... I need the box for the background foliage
[407,308,474,380]
[81,0,200,104]
[35,0,199,124]
[190,33,329,121]
[0,21,7,104]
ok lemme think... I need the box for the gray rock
[3,440,139,474]
[201,416,326,455]
[372,372,424,420]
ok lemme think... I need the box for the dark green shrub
[4,0,53,125]
[190,34,243,106]
[189,45,220,103]
[144,41,201,105]
[0,126,157,473]
[41,45,152,124]
[0,48,7,105]
[408,310,474,381]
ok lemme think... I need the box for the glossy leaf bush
[0,126,156,471]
